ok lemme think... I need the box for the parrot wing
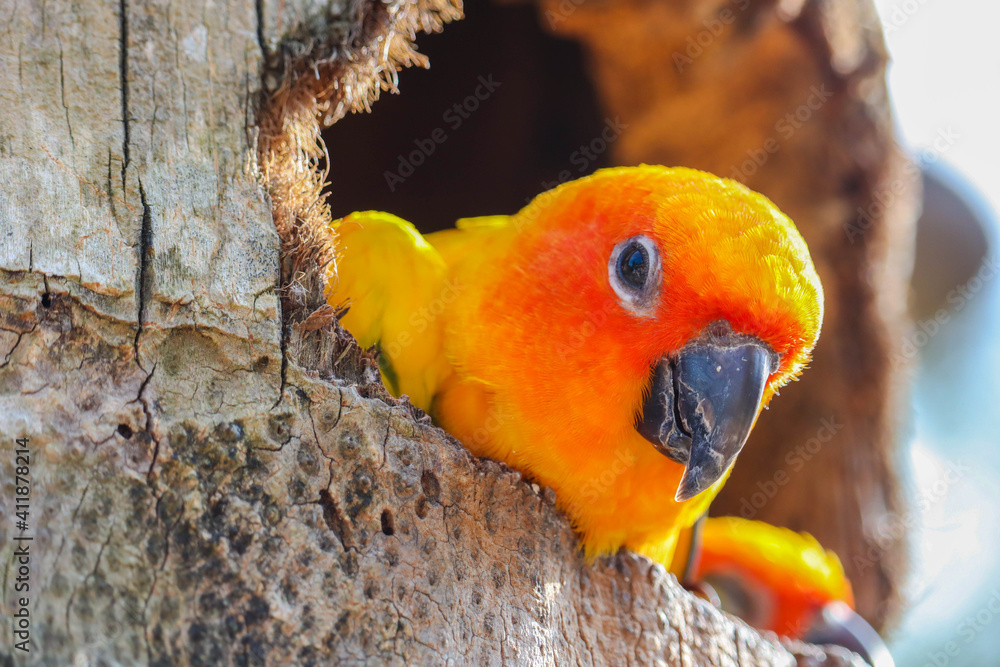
[692,516,854,637]
[425,214,513,267]
[420,215,522,458]
[326,211,452,411]
[454,214,510,230]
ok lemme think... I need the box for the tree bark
[1,0,869,664]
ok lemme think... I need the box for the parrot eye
[619,244,649,288]
[609,235,661,316]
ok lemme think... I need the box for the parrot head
[465,165,823,511]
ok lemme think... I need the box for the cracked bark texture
[1,0,869,665]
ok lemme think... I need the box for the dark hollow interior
[323,1,609,233]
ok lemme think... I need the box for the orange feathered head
[460,165,822,511]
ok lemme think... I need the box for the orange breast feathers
[432,165,823,565]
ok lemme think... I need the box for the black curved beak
[635,324,776,502]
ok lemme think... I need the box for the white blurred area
[874,0,1000,665]
[877,0,1000,209]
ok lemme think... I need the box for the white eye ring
[608,235,662,317]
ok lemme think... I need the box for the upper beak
[635,323,776,502]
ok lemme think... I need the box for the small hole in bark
[415,496,429,519]
[117,423,134,439]
[420,470,440,502]
[254,355,271,371]
[41,293,52,308]
[380,509,395,536]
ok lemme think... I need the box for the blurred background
[872,0,1000,665]
[323,1,999,663]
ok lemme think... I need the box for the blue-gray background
[876,1,1000,664]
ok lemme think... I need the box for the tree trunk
[1,0,871,664]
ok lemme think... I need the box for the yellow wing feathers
[327,211,513,414]
[425,215,513,268]
[327,212,451,411]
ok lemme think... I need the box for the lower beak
[635,327,775,502]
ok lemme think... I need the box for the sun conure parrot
[691,518,891,665]
[694,516,854,637]
[325,165,872,647]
